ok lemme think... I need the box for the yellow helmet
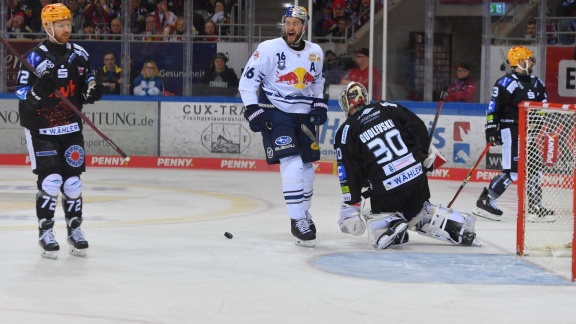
[507,46,534,67]
[41,3,72,27]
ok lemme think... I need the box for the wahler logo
[543,132,558,166]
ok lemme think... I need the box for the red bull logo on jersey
[276,67,314,90]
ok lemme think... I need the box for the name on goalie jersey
[359,119,396,143]
[382,164,422,190]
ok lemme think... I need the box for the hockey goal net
[517,101,576,282]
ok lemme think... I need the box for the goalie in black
[334,82,479,248]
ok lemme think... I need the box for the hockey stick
[301,124,319,148]
[446,143,491,208]
[426,85,448,149]
[499,49,510,73]
[0,36,130,161]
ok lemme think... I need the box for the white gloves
[422,145,445,175]
[339,203,366,236]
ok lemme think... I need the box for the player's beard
[55,33,70,44]
[284,30,303,46]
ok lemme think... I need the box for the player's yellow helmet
[41,3,72,27]
[507,46,534,67]
[339,82,368,118]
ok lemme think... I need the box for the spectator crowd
[6,0,238,41]
[5,0,404,45]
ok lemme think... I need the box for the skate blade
[472,208,502,221]
[294,238,315,248]
[527,215,556,223]
[69,247,87,257]
[471,238,482,247]
[41,249,58,260]
[391,232,410,247]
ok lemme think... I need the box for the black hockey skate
[39,219,59,259]
[66,217,89,257]
[460,231,477,246]
[291,218,316,247]
[375,219,408,250]
[445,221,477,246]
[305,211,316,234]
[472,187,503,221]
[392,231,409,246]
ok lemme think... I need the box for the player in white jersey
[239,5,327,247]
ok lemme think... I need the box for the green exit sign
[491,2,506,15]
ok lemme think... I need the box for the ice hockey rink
[0,165,574,324]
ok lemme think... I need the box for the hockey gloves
[339,202,366,236]
[28,71,58,105]
[422,145,446,175]
[309,98,328,126]
[244,104,271,132]
[485,114,502,146]
[82,80,104,104]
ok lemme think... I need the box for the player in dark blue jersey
[473,46,554,223]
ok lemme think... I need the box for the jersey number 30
[367,129,409,165]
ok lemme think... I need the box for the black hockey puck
[224,232,233,239]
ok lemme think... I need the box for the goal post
[517,101,576,282]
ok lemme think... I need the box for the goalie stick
[447,143,491,208]
[0,36,131,161]
[426,85,448,149]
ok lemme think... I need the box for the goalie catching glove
[422,145,446,175]
[309,98,328,126]
[338,202,366,236]
[82,80,104,104]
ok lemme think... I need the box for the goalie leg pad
[408,201,435,230]
[365,212,407,249]
[415,203,480,246]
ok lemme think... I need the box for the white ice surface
[0,166,574,324]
